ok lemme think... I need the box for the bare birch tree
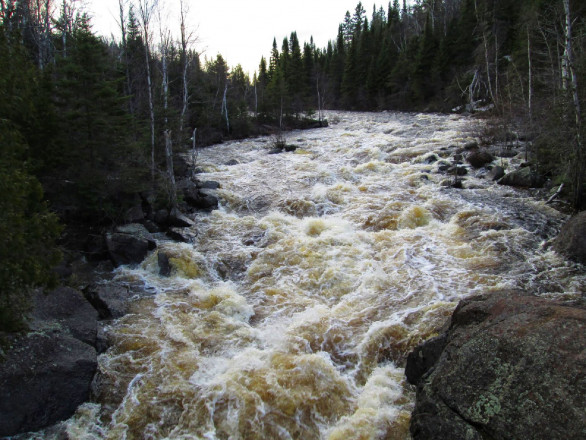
[178,0,196,141]
[136,0,157,184]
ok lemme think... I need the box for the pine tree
[53,15,143,221]
[0,29,61,331]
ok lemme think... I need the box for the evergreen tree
[0,29,61,331]
[53,15,145,221]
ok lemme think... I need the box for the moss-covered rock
[407,290,586,440]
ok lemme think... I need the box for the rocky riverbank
[406,289,586,440]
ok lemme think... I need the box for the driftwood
[545,183,564,204]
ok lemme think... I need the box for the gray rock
[405,334,447,386]
[168,208,194,228]
[106,223,156,266]
[154,209,170,227]
[448,165,468,176]
[83,284,133,319]
[106,232,150,266]
[225,159,239,166]
[116,223,156,248]
[408,291,586,440]
[31,287,98,347]
[466,150,493,168]
[553,211,586,265]
[423,154,439,164]
[158,251,172,276]
[166,227,192,243]
[0,333,97,437]
[198,180,221,190]
[436,160,452,173]
[123,204,145,224]
[183,183,219,211]
[498,167,545,188]
[486,165,505,181]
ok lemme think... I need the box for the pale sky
[86,0,382,76]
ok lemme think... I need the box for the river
[61,111,583,439]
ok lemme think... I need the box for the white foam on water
[51,111,585,440]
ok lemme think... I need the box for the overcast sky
[86,0,384,75]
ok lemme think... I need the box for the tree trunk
[527,27,533,122]
[178,0,192,141]
[563,0,584,209]
[164,130,177,209]
[221,83,230,132]
[138,0,156,184]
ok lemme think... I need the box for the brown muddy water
[39,111,586,439]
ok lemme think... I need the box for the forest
[0,0,585,330]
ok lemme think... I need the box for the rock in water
[466,150,493,168]
[105,223,156,266]
[553,211,586,265]
[498,167,545,188]
[407,290,586,440]
[486,165,505,181]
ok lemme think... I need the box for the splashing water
[62,112,583,439]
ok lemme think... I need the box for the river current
[62,111,583,439]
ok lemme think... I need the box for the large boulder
[105,223,156,266]
[31,287,99,346]
[407,291,586,440]
[83,284,134,319]
[553,211,586,265]
[0,333,97,437]
[486,165,505,181]
[0,287,98,437]
[182,182,219,211]
[466,150,493,168]
[498,166,545,188]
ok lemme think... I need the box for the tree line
[0,0,584,330]
[255,0,585,209]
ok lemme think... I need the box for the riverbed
[60,111,584,439]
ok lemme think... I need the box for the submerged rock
[407,290,586,440]
[553,211,586,265]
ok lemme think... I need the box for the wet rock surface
[407,290,586,440]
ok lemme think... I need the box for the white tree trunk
[138,0,157,184]
[164,130,177,208]
[178,0,193,140]
[221,83,230,132]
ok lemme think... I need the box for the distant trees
[254,0,585,208]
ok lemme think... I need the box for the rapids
[64,111,584,439]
